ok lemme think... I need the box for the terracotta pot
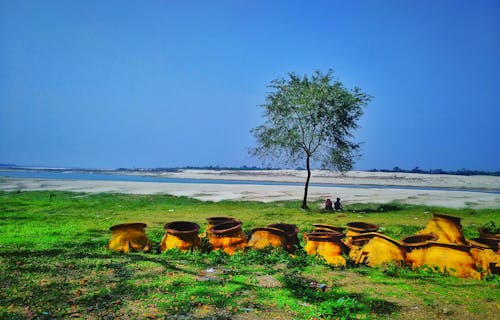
[267,223,300,252]
[304,230,346,266]
[160,221,200,252]
[247,227,287,250]
[417,213,466,245]
[107,222,151,253]
[208,220,247,255]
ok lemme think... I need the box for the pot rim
[468,238,494,250]
[210,220,243,235]
[313,224,345,233]
[401,234,437,246]
[110,222,147,231]
[206,216,236,223]
[306,230,343,242]
[164,221,200,234]
[249,227,287,238]
[267,223,299,235]
[346,222,379,232]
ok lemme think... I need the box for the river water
[1,169,499,194]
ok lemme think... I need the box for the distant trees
[250,70,371,209]
[368,167,500,176]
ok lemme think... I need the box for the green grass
[0,191,499,319]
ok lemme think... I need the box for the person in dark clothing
[334,198,343,211]
[324,198,333,211]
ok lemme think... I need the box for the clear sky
[1,1,499,171]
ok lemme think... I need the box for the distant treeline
[367,166,500,177]
[2,163,499,176]
[115,165,281,172]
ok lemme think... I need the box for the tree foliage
[250,70,371,208]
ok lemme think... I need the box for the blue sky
[1,1,499,170]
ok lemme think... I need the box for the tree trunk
[301,154,311,209]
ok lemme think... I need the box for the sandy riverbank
[132,169,500,190]
[1,170,500,208]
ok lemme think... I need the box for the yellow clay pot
[107,223,151,253]
[417,213,466,245]
[208,220,247,255]
[267,223,300,252]
[205,217,237,237]
[160,221,200,252]
[353,233,406,267]
[304,231,346,266]
[247,227,287,250]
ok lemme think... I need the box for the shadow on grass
[0,246,263,319]
[281,271,400,318]
[345,203,409,213]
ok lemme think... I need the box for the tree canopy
[250,70,371,209]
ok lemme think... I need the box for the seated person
[334,198,343,211]
[324,198,333,211]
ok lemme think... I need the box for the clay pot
[417,213,466,245]
[351,233,406,267]
[304,230,346,266]
[206,217,237,236]
[267,223,300,252]
[107,223,151,253]
[421,242,481,279]
[247,227,288,250]
[208,220,247,255]
[160,221,200,252]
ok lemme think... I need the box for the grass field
[0,191,499,319]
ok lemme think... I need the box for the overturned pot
[417,213,466,245]
[353,233,406,267]
[160,221,200,252]
[422,242,481,279]
[208,220,247,255]
[108,222,151,253]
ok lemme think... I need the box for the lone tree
[250,70,371,209]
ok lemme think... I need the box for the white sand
[1,170,499,209]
